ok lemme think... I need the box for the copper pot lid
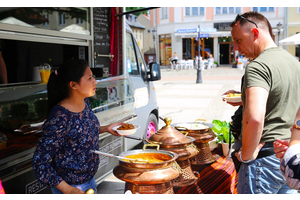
[172,119,214,133]
[148,117,192,147]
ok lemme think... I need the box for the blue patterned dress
[32,98,100,188]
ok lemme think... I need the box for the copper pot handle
[172,161,183,174]
[143,143,160,151]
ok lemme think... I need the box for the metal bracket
[94,52,114,61]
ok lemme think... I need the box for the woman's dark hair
[47,59,89,115]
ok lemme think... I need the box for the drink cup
[39,64,51,83]
[44,65,51,83]
[39,66,46,83]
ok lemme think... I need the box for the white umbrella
[0,17,34,27]
[279,33,300,45]
[60,24,90,35]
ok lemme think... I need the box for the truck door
[124,31,159,149]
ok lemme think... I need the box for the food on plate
[227,93,241,97]
[117,123,135,130]
[123,153,171,163]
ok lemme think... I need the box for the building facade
[126,14,145,54]
[150,7,285,66]
[286,7,300,60]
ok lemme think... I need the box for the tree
[126,7,149,17]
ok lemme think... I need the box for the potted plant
[211,119,235,157]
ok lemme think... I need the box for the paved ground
[156,65,244,129]
[97,65,245,194]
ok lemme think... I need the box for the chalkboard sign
[93,7,110,76]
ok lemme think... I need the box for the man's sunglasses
[233,14,258,28]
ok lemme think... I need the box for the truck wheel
[145,113,158,139]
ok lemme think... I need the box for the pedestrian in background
[32,59,123,194]
[230,11,300,194]
[171,52,178,65]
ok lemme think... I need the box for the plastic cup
[39,64,51,83]
[39,66,46,83]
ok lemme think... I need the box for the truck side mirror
[148,62,161,81]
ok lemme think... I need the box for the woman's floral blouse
[32,98,100,188]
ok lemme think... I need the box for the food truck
[0,7,161,194]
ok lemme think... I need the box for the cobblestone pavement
[97,65,245,194]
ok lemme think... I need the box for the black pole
[196,25,202,83]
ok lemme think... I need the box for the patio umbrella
[0,17,34,27]
[60,24,90,35]
[279,33,300,45]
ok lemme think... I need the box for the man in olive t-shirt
[231,11,300,194]
[242,47,300,143]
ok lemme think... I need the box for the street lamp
[196,25,202,84]
[277,22,282,45]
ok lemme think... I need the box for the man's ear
[252,28,259,40]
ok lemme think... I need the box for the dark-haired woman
[32,59,123,194]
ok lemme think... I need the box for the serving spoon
[91,150,149,163]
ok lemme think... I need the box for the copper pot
[146,117,199,188]
[113,149,181,194]
[172,119,216,165]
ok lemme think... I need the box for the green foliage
[126,7,148,16]
[212,119,234,144]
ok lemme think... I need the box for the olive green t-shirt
[241,47,300,143]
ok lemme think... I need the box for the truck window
[134,40,148,81]
[126,32,139,76]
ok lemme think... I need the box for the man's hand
[235,143,265,162]
[222,90,243,106]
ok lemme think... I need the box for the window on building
[76,18,83,24]
[43,14,49,26]
[260,7,267,12]
[253,7,274,12]
[161,7,168,19]
[186,7,190,16]
[186,7,205,16]
[192,7,198,15]
[216,7,241,15]
[200,7,205,15]
[59,13,65,25]
[216,7,221,14]
[140,30,141,39]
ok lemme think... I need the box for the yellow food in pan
[123,153,171,163]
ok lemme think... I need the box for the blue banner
[177,28,216,33]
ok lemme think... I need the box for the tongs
[91,150,149,163]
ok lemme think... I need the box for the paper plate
[112,125,140,136]
[222,94,242,103]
